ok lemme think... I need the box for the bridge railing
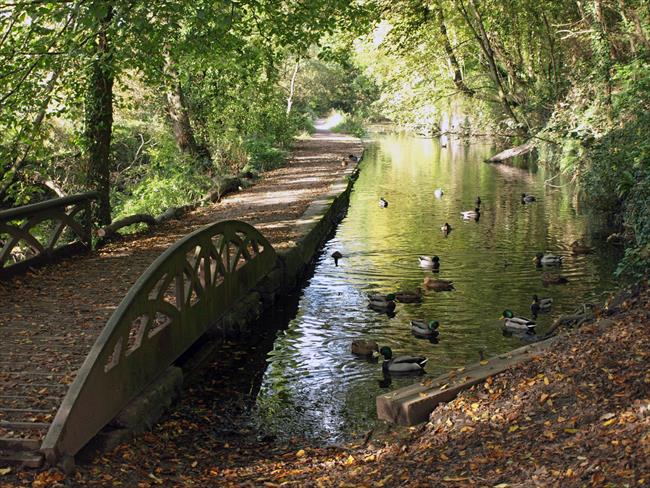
[40,220,277,463]
[0,192,97,279]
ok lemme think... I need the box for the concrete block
[377,337,560,425]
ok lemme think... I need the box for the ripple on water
[252,133,621,443]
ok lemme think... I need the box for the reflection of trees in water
[253,133,619,444]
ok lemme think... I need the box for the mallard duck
[461,208,480,219]
[475,196,482,206]
[423,277,454,291]
[351,339,378,357]
[379,197,388,208]
[434,188,444,198]
[521,193,536,203]
[530,294,553,317]
[534,252,563,266]
[418,255,440,269]
[500,310,536,332]
[331,251,342,265]
[411,320,439,338]
[368,293,395,301]
[571,240,594,254]
[368,294,396,312]
[348,154,360,163]
[380,346,427,375]
[542,273,569,285]
[440,135,448,148]
[394,288,423,303]
[441,222,452,234]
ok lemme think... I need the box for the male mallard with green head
[500,310,536,332]
[411,320,439,338]
[380,346,427,375]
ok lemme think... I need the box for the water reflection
[252,133,620,443]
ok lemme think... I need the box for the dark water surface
[251,133,620,443]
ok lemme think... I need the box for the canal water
[251,132,620,443]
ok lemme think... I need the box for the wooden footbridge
[0,194,278,467]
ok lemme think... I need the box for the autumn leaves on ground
[3,285,647,487]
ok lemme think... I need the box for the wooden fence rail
[0,192,97,279]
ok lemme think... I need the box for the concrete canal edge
[377,336,563,426]
[78,150,364,461]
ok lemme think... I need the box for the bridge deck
[0,129,361,463]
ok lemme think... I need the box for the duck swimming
[348,154,360,163]
[531,294,553,317]
[395,288,423,303]
[368,293,397,312]
[434,188,444,198]
[380,346,427,375]
[542,273,569,285]
[475,196,482,206]
[331,251,342,265]
[351,339,378,357]
[441,222,452,234]
[423,277,454,291]
[461,208,480,219]
[571,240,594,254]
[534,252,563,266]
[411,320,439,338]
[521,193,536,203]
[418,255,440,269]
[379,197,389,208]
[500,310,536,332]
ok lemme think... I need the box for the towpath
[0,127,362,454]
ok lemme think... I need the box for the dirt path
[0,128,362,446]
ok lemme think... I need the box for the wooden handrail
[0,192,98,278]
[41,220,277,464]
[0,192,98,222]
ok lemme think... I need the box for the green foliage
[112,154,211,222]
[331,112,366,138]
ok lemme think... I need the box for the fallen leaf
[296,449,306,458]
[0,467,11,476]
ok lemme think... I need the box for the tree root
[545,303,595,337]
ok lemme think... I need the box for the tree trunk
[286,60,300,114]
[164,54,206,158]
[84,4,114,226]
[459,0,526,133]
[434,0,474,97]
